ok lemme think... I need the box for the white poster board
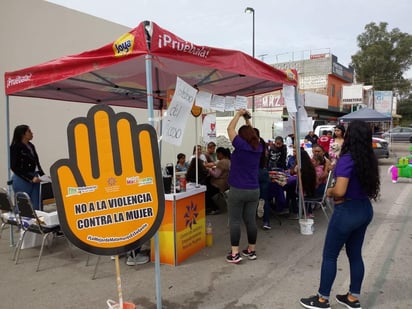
[162,77,197,146]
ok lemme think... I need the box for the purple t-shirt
[334,153,367,199]
[228,135,263,190]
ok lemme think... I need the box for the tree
[397,93,412,125]
[351,22,412,94]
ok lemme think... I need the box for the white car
[314,124,335,138]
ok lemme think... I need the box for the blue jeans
[227,186,259,246]
[12,174,41,210]
[318,198,373,298]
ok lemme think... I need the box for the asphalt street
[0,142,411,309]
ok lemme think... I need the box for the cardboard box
[20,230,42,249]
[35,210,59,226]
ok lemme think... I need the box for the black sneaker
[241,249,257,260]
[336,294,361,309]
[262,222,272,230]
[226,252,242,263]
[300,295,331,309]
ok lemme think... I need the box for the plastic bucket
[299,218,314,235]
[107,299,136,309]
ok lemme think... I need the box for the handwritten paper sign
[162,77,198,146]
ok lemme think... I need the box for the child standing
[312,154,327,197]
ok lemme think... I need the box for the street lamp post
[245,7,255,114]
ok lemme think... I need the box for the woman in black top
[10,125,45,210]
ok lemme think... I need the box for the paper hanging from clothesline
[224,96,235,111]
[211,95,225,112]
[234,96,248,110]
[283,84,297,113]
[194,90,247,112]
[195,91,212,109]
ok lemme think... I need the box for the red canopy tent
[4,20,299,206]
[4,21,299,308]
[5,20,297,109]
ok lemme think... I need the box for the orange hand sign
[50,105,165,256]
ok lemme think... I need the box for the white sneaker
[257,199,265,218]
[126,253,149,266]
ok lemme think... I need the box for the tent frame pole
[145,54,162,309]
[5,95,15,246]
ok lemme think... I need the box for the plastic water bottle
[206,221,213,247]
[180,175,186,192]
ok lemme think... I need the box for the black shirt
[10,142,44,182]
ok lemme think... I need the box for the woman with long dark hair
[299,147,317,198]
[10,125,45,210]
[207,147,231,214]
[284,147,316,215]
[300,120,380,309]
[226,109,263,263]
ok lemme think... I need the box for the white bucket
[107,299,136,309]
[299,218,314,235]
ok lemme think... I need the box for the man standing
[267,136,287,171]
[305,130,319,145]
[204,141,217,166]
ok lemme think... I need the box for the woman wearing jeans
[226,109,263,263]
[10,125,45,210]
[300,120,380,309]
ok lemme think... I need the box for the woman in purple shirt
[226,109,263,264]
[300,120,380,309]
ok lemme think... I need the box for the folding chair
[14,191,61,271]
[304,171,334,221]
[0,187,21,240]
[39,182,55,211]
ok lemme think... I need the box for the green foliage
[398,94,412,125]
[351,22,412,94]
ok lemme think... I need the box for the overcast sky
[47,0,412,77]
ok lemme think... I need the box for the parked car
[381,127,412,143]
[372,137,389,159]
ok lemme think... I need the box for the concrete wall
[0,0,200,185]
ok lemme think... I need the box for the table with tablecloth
[268,170,297,212]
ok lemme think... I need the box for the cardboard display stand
[151,186,206,266]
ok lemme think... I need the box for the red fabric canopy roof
[4,21,297,109]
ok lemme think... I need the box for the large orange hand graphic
[50,105,164,255]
